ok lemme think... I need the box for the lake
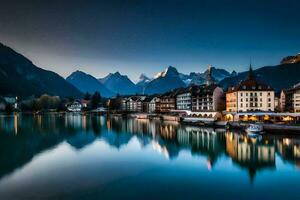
[0,113,299,200]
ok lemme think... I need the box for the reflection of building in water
[226,132,275,180]
[276,138,300,168]
[0,114,21,135]
[159,123,178,140]
[177,127,226,168]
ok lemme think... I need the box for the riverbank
[3,111,300,133]
[128,113,300,133]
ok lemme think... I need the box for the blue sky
[0,0,299,81]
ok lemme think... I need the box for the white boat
[246,124,264,135]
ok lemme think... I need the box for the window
[260,92,262,96]
[240,103,243,108]
[260,103,262,107]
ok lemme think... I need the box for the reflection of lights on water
[82,115,86,129]
[207,159,212,171]
[152,141,169,159]
[14,113,18,135]
[250,138,257,144]
[293,145,300,158]
[283,138,291,146]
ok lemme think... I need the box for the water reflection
[0,113,299,184]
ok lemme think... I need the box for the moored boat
[246,123,264,135]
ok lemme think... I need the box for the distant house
[142,96,158,113]
[3,96,18,109]
[121,95,146,112]
[149,97,159,113]
[156,90,178,113]
[66,101,82,112]
[107,97,122,111]
[80,99,91,108]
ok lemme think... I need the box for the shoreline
[2,111,300,133]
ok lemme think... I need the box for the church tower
[206,64,214,86]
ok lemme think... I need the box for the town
[1,64,300,132]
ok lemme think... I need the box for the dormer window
[258,86,262,89]
[252,86,255,90]
[243,86,246,89]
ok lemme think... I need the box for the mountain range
[98,72,138,95]
[0,43,82,98]
[66,71,114,97]
[219,62,300,92]
[0,41,299,98]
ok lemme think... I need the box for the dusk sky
[0,0,299,81]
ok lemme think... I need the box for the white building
[67,101,82,112]
[192,85,224,112]
[121,96,146,112]
[279,83,300,113]
[226,67,275,113]
[148,97,158,113]
[294,88,300,113]
[176,89,192,110]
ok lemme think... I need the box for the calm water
[0,114,300,200]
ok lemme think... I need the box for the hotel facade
[280,83,300,113]
[226,67,275,112]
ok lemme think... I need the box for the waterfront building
[3,96,18,109]
[156,91,178,113]
[176,66,225,113]
[66,101,82,112]
[192,65,225,112]
[142,96,158,113]
[280,83,300,113]
[226,66,275,112]
[121,95,146,112]
[176,87,193,110]
[148,97,159,113]
[191,84,225,112]
[80,99,90,108]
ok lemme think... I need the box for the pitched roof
[227,66,273,92]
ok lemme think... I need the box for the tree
[91,91,102,109]
[84,92,91,100]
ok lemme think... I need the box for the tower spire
[206,64,214,85]
[247,62,255,80]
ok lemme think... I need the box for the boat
[246,123,264,135]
